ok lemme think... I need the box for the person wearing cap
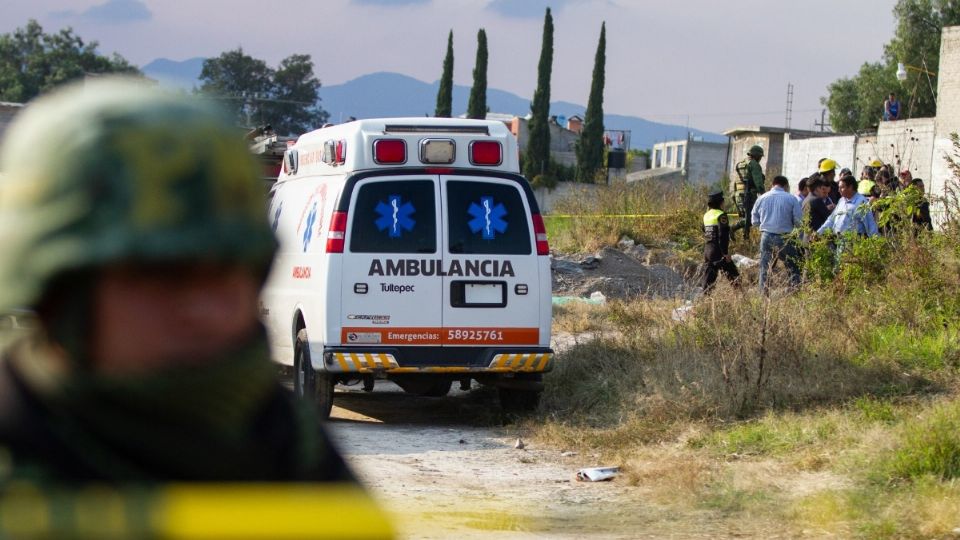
[701,190,739,292]
[731,145,766,240]
[819,158,841,204]
[0,79,357,484]
[751,175,803,291]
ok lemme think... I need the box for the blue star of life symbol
[375,195,415,238]
[468,196,507,240]
[302,202,317,252]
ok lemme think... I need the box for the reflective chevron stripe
[488,353,553,372]
[332,352,399,372]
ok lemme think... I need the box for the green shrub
[884,400,960,481]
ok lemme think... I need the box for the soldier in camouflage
[0,79,355,483]
[731,145,766,240]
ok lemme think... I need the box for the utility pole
[814,109,830,132]
[785,83,793,130]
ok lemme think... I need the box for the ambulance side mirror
[284,149,298,175]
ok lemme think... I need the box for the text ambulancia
[261,118,553,418]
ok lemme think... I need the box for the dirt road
[327,383,648,540]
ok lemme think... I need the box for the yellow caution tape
[0,483,394,539]
[155,484,393,539]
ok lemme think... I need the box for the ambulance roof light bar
[384,124,490,135]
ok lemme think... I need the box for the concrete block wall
[932,26,960,206]
[687,141,728,186]
[729,134,784,179]
[532,182,603,213]
[855,136,878,174]
[782,134,856,184]
[876,118,936,180]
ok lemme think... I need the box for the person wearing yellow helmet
[818,158,841,204]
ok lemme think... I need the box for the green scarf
[10,327,322,482]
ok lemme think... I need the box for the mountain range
[142,58,724,150]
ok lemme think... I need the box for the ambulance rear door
[339,176,443,347]
[440,175,541,348]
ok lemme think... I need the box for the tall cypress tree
[435,30,454,118]
[523,8,553,178]
[577,22,606,182]
[467,29,488,120]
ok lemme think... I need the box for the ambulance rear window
[350,180,437,254]
[447,180,531,255]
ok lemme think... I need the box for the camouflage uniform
[731,147,766,240]
[0,79,354,484]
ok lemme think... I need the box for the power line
[630,108,823,120]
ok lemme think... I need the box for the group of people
[702,148,932,293]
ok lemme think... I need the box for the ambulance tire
[498,388,541,413]
[295,329,335,419]
[315,373,335,420]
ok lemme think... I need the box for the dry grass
[546,180,706,254]
[528,176,960,537]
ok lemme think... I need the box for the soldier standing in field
[731,145,766,240]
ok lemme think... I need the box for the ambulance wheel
[498,388,541,413]
[294,329,335,419]
[315,373,335,419]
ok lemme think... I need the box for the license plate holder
[451,281,506,308]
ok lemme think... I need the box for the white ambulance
[262,118,553,417]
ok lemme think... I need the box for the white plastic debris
[560,451,578,457]
[514,437,525,450]
[589,291,607,304]
[731,254,758,269]
[576,466,620,482]
[671,300,694,322]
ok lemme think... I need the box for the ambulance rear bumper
[321,346,554,375]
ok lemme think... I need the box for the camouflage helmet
[0,78,277,312]
[747,145,764,158]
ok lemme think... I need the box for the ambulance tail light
[326,211,347,253]
[373,139,406,164]
[531,213,550,255]
[469,141,502,166]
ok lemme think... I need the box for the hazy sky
[1,0,898,133]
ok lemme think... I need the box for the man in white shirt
[816,176,879,237]
[751,175,803,291]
